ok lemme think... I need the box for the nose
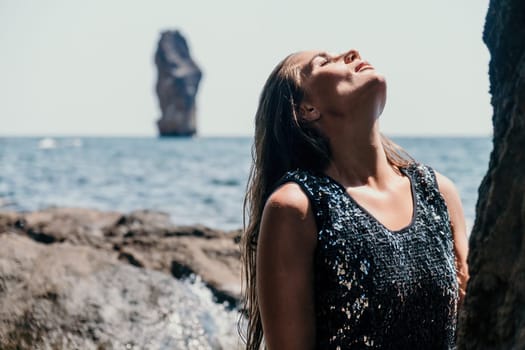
[343,49,360,64]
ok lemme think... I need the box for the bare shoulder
[264,182,311,219]
[434,172,458,197]
[433,171,464,222]
[258,181,317,250]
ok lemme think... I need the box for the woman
[242,49,469,349]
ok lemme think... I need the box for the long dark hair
[241,54,413,350]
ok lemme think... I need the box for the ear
[299,102,321,122]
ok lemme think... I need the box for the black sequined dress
[277,163,458,349]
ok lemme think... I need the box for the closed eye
[314,53,332,67]
[320,57,331,66]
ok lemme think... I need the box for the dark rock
[118,251,144,268]
[171,260,195,279]
[27,228,57,244]
[232,229,242,244]
[165,224,227,239]
[155,30,202,137]
[456,0,525,348]
[14,218,26,230]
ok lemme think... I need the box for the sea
[0,136,492,348]
[0,136,491,231]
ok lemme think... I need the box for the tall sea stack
[155,30,202,137]
[457,0,525,348]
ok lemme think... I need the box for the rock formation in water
[155,30,202,136]
[457,0,525,348]
[0,208,241,349]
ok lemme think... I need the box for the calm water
[0,136,491,231]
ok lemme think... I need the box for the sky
[0,0,491,137]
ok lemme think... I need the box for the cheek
[311,74,350,100]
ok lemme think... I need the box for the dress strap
[405,163,452,231]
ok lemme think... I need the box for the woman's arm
[257,182,318,350]
[435,172,470,307]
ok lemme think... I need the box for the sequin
[276,163,458,349]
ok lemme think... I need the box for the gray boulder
[0,234,239,349]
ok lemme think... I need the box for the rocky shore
[0,208,242,349]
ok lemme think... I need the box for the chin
[342,72,387,115]
[371,70,387,86]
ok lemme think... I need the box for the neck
[323,119,397,189]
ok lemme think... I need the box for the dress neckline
[321,166,418,234]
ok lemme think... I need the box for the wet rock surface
[457,0,525,348]
[0,208,242,349]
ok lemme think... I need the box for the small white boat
[38,138,57,149]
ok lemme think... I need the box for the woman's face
[289,49,386,118]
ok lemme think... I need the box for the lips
[355,61,373,72]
